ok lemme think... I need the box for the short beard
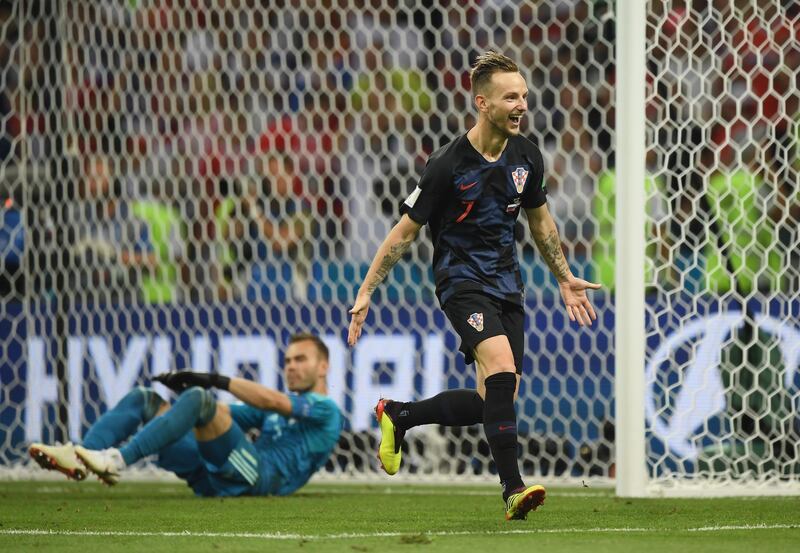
[488,113,514,137]
[289,382,315,394]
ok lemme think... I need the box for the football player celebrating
[348,52,600,520]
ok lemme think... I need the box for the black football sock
[483,372,525,501]
[386,390,484,431]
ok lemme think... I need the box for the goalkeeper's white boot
[75,445,124,486]
[28,442,87,481]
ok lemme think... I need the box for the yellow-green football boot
[505,484,546,520]
[374,398,405,475]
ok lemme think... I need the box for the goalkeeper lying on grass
[29,333,342,497]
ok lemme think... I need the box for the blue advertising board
[1,295,798,471]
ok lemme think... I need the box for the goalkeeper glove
[153,371,231,393]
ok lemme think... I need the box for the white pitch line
[687,524,800,532]
[1,524,798,541]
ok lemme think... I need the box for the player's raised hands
[347,294,371,346]
[557,278,601,327]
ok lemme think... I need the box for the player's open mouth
[509,114,522,125]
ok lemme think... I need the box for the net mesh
[643,0,800,493]
[0,0,797,493]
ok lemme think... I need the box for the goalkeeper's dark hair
[289,333,329,361]
[470,51,520,97]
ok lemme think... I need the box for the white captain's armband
[404,186,422,209]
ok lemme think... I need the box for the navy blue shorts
[442,290,524,373]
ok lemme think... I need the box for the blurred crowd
[0,0,797,305]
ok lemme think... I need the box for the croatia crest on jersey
[467,312,484,332]
[511,167,528,193]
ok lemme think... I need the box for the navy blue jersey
[401,134,547,306]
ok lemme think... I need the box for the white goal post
[615,0,648,498]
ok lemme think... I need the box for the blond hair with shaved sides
[469,51,520,98]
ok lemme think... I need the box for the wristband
[212,374,231,390]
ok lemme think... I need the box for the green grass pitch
[0,481,798,552]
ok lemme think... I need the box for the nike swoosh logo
[498,425,515,431]
[459,181,478,191]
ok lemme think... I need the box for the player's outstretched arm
[524,205,601,327]
[228,377,293,416]
[348,214,422,346]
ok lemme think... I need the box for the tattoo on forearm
[535,230,570,282]
[365,240,412,294]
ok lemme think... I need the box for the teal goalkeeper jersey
[229,392,342,496]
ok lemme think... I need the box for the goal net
[640,0,799,495]
[0,0,797,495]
